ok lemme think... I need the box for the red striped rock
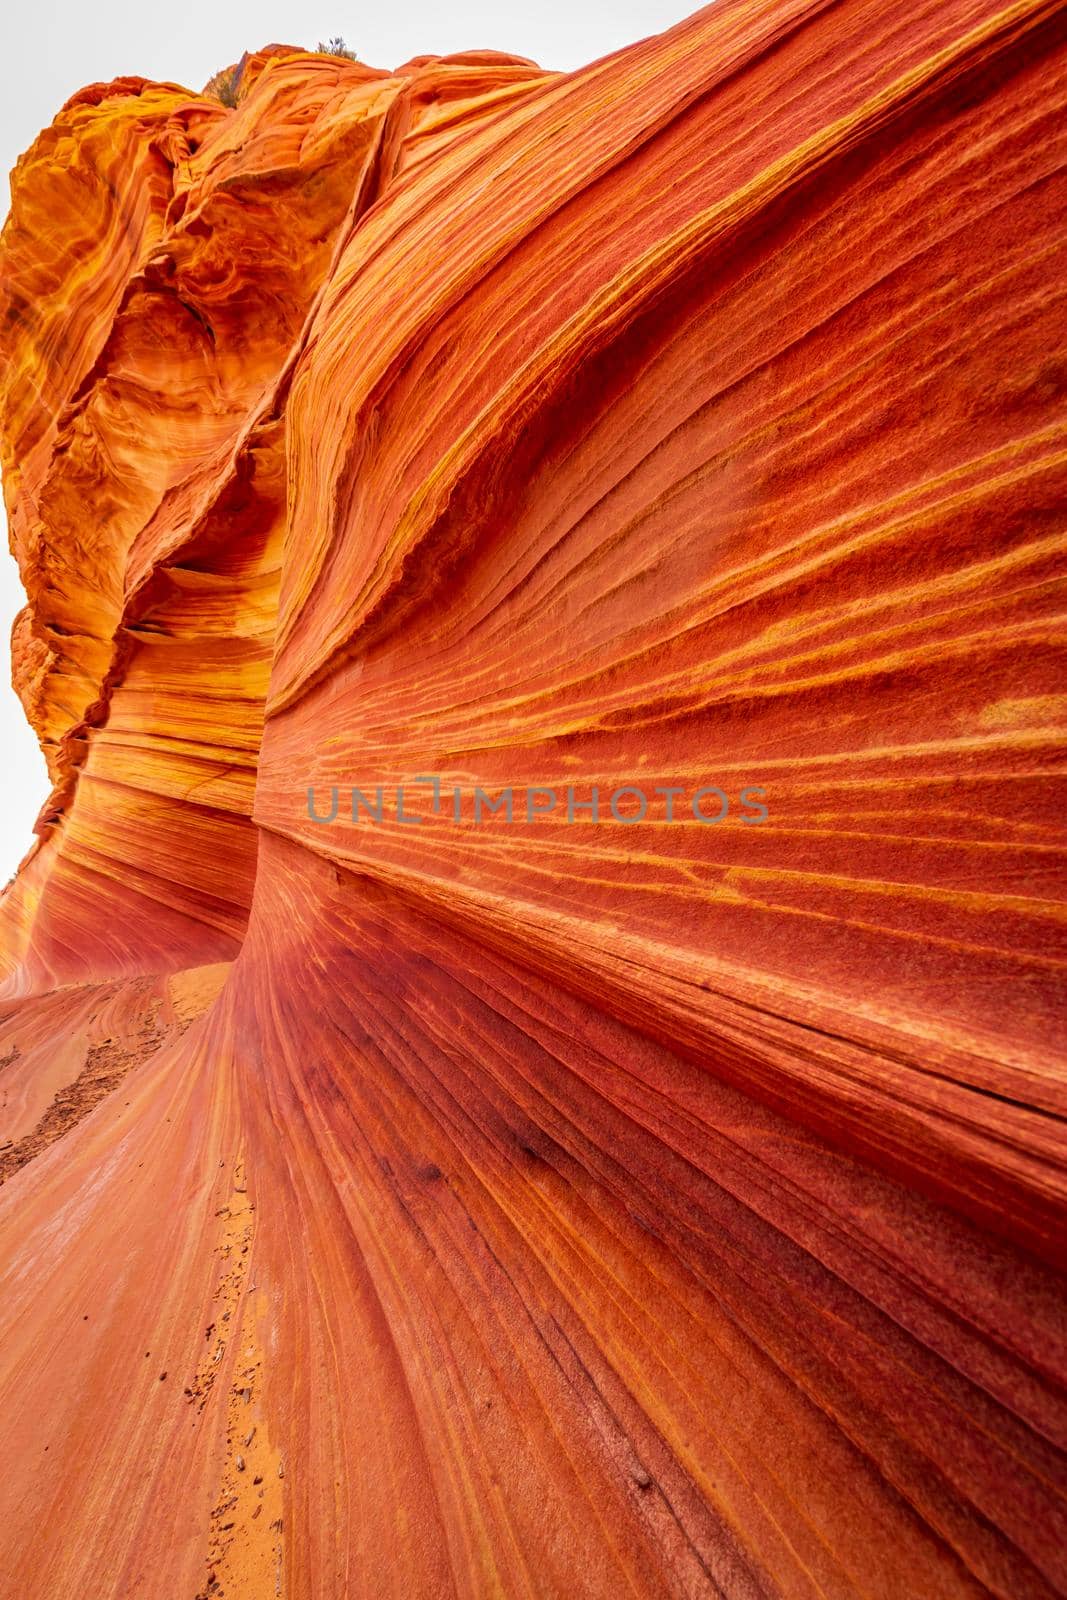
[0,5,1065,1596]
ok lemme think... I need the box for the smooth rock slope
[0,4,1065,1596]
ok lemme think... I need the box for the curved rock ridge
[0,5,1066,1597]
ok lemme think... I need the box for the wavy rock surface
[1,4,1065,1596]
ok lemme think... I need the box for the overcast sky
[0,0,697,883]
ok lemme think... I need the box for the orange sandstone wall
[0,5,1065,1597]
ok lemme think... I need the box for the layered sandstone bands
[0,4,1065,1597]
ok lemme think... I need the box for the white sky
[0,0,697,883]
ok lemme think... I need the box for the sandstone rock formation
[0,4,1065,1596]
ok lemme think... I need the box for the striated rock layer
[1,4,1066,1596]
